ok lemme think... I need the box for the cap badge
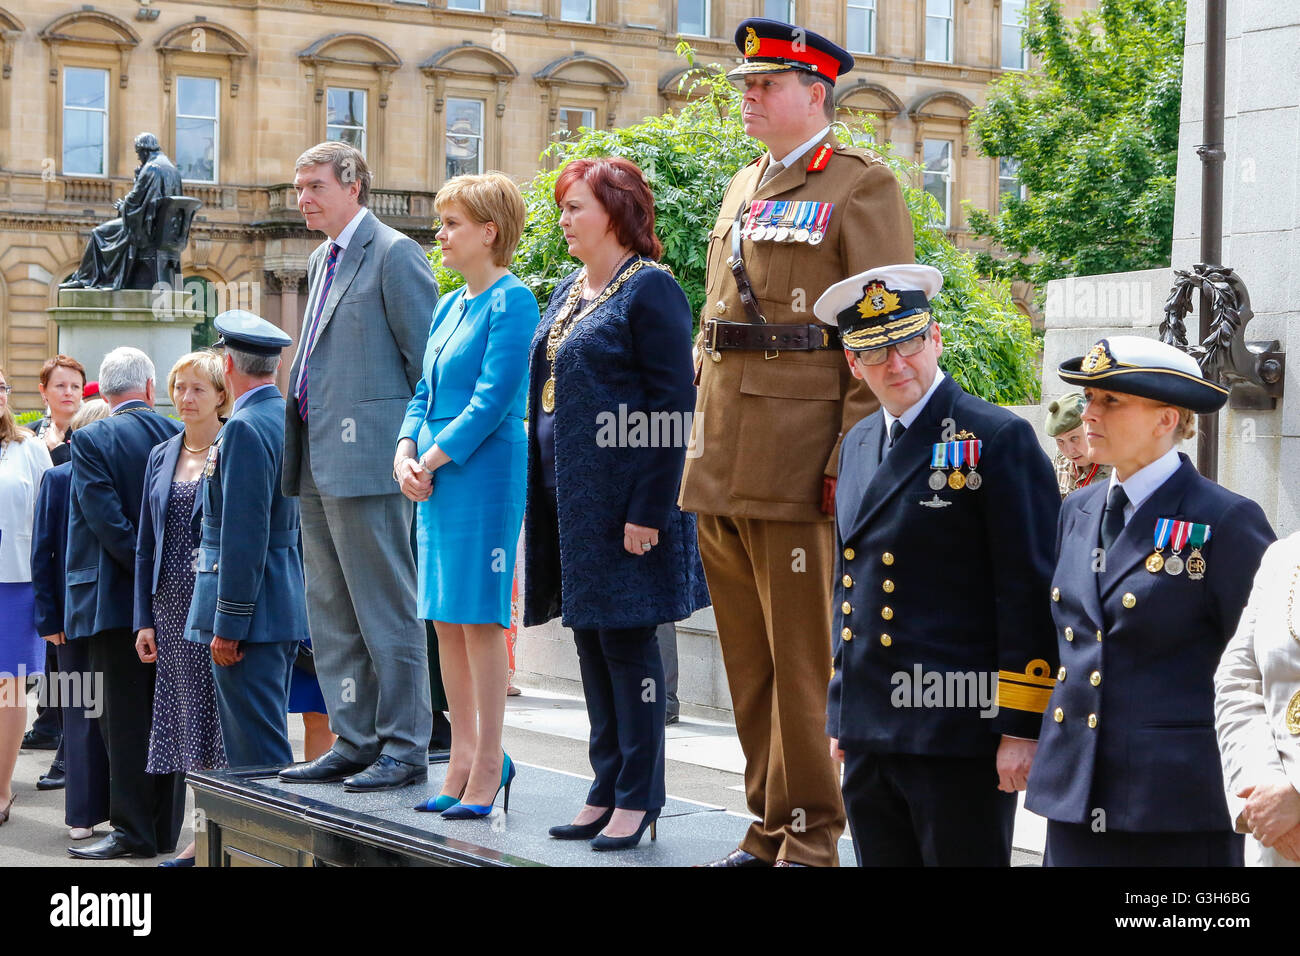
[1080,342,1113,374]
[744,27,760,56]
[856,281,900,320]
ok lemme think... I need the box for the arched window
[908,90,974,231]
[39,9,140,180]
[836,81,904,144]
[533,54,629,164]
[155,20,251,191]
[420,43,517,187]
[299,34,402,175]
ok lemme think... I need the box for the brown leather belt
[705,319,838,352]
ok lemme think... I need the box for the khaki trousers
[697,513,846,866]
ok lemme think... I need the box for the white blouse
[0,433,54,583]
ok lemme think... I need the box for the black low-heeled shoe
[548,806,614,840]
[590,809,660,851]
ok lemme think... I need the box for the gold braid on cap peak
[841,311,930,350]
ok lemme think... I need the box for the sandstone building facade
[0,0,1090,409]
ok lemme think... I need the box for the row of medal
[1145,517,1211,579]
[930,440,983,491]
[743,200,834,245]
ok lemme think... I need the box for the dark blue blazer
[1025,455,1275,832]
[64,401,183,640]
[133,432,203,632]
[30,462,72,637]
[185,387,308,645]
[826,375,1061,754]
[522,260,711,630]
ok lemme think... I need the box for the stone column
[274,269,306,395]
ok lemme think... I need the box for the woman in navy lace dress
[135,352,229,866]
[524,157,710,851]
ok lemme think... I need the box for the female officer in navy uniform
[1025,336,1276,865]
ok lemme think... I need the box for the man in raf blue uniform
[186,310,310,768]
[1026,336,1275,865]
[818,265,1061,866]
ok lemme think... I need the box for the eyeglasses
[0,385,11,394]
[854,334,930,367]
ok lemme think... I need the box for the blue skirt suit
[399,273,538,628]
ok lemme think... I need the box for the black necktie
[881,420,905,462]
[1100,484,1129,552]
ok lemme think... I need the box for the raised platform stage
[188,760,858,867]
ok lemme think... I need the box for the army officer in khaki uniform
[680,17,913,868]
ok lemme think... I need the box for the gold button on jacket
[882,579,895,593]
[844,547,856,561]
[1122,592,1136,609]
[1064,626,1074,642]
[882,552,894,566]
[841,602,852,615]
[1054,707,1064,723]
[1058,666,1067,681]
[842,574,853,588]
[841,627,853,641]
[1052,587,1060,602]
[879,634,892,647]
[1087,713,1098,728]
[880,606,893,621]
[1089,671,1101,686]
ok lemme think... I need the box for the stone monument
[50,132,205,408]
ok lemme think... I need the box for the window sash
[846,0,876,54]
[998,157,1025,204]
[62,68,109,177]
[923,139,953,227]
[176,76,219,183]
[445,97,485,179]
[446,0,485,9]
[677,0,709,37]
[561,0,595,22]
[764,0,794,23]
[1001,0,1027,69]
[326,87,367,153]
[925,0,953,62]
[556,107,596,140]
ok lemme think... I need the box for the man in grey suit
[277,142,436,792]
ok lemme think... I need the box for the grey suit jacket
[283,209,437,498]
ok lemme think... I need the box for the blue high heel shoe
[413,790,462,813]
[440,754,516,819]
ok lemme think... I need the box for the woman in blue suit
[395,173,536,819]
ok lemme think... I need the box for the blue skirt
[0,581,44,675]
[415,424,526,628]
[288,636,327,714]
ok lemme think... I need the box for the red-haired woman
[523,157,710,851]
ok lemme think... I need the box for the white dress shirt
[882,369,946,442]
[296,206,370,393]
[1107,446,1181,525]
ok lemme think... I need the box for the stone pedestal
[48,289,206,412]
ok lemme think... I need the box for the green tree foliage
[968,0,1185,285]
[430,46,1042,403]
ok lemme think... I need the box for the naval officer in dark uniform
[819,265,1061,866]
[1025,336,1275,866]
[185,311,310,768]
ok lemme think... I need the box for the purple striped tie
[296,242,341,421]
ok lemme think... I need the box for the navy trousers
[89,629,186,855]
[573,625,666,811]
[53,638,108,829]
[842,750,1015,866]
[209,640,296,769]
[1045,820,1244,866]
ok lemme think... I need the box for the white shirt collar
[1108,446,1181,523]
[331,206,369,252]
[883,370,946,435]
[231,382,278,416]
[772,126,832,172]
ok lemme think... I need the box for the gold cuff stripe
[997,679,1055,714]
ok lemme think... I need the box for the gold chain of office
[541,257,667,414]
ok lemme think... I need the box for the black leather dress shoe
[697,848,771,867]
[277,750,369,784]
[68,834,151,861]
[21,730,60,751]
[342,754,428,792]
[36,761,66,791]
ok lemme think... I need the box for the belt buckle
[762,316,779,360]
[706,319,722,363]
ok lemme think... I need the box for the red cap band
[751,37,842,82]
